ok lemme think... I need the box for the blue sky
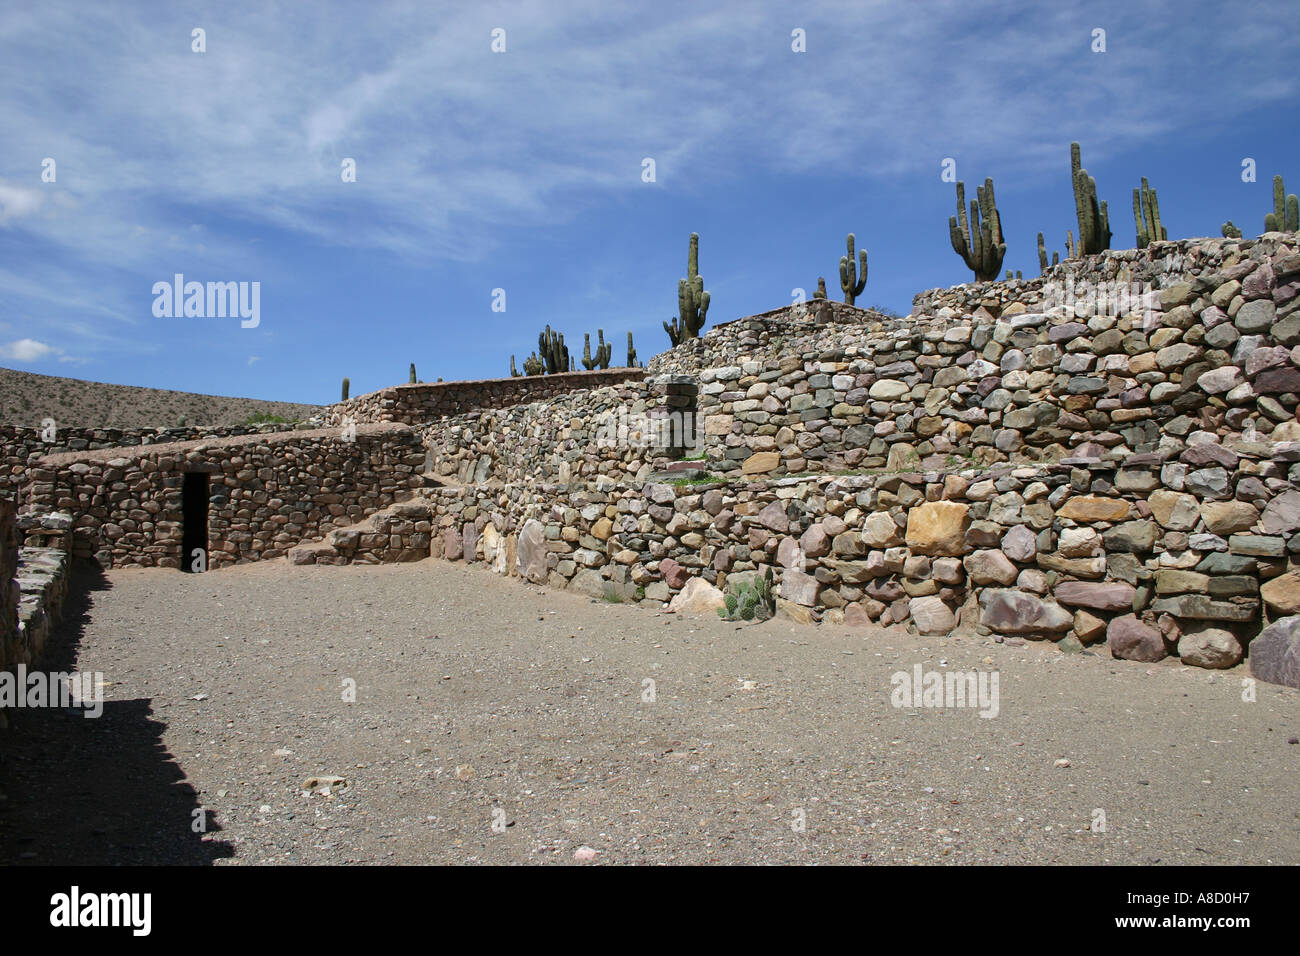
[1,0,1297,404]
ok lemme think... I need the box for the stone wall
[1,422,304,502]
[321,368,647,427]
[421,375,697,488]
[24,423,425,568]
[290,440,1300,672]
[0,500,72,728]
[0,499,18,680]
[280,233,1300,681]
[635,235,1300,480]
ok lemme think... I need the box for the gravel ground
[1,559,1297,866]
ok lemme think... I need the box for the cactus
[663,232,710,345]
[538,325,570,374]
[1071,142,1111,256]
[1221,221,1243,239]
[839,233,868,305]
[341,376,350,401]
[510,355,520,377]
[813,277,827,299]
[716,567,777,622]
[1132,177,1166,249]
[1065,230,1076,260]
[581,329,612,370]
[523,352,544,376]
[1036,232,1060,275]
[948,177,1006,281]
[626,331,637,368]
[409,363,417,384]
[1004,269,1022,280]
[1265,175,1299,232]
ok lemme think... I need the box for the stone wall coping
[34,421,415,467]
[331,367,646,407]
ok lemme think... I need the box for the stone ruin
[4,233,1300,707]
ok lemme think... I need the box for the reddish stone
[1054,580,1136,612]
[1107,615,1166,662]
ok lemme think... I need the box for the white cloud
[1,338,59,361]
[0,0,1296,368]
[0,181,45,224]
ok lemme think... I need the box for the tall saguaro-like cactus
[538,325,570,374]
[664,233,710,346]
[1132,177,1166,249]
[409,363,418,384]
[582,330,612,370]
[341,377,350,401]
[1037,232,1060,275]
[839,233,868,305]
[626,331,638,368]
[1265,175,1299,233]
[1071,142,1111,256]
[949,178,1006,282]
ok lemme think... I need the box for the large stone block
[1056,495,1132,523]
[1054,580,1136,612]
[669,577,727,617]
[963,549,1018,586]
[1260,570,1300,615]
[1107,615,1166,662]
[905,501,970,556]
[910,596,956,636]
[514,518,548,583]
[979,589,1072,635]
[1177,625,1243,669]
[1250,616,1300,689]
[779,569,820,607]
[1148,489,1200,531]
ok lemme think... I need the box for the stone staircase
[286,488,439,566]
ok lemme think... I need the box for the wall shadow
[0,562,234,865]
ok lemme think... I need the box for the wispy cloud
[0,0,1295,381]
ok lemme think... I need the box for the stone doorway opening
[181,472,209,572]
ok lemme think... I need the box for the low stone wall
[24,423,425,568]
[14,546,69,670]
[288,423,1300,675]
[321,368,648,427]
[0,500,18,680]
[421,375,697,487]
[0,498,73,727]
[910,233,1300,317]
[646,300,892,375]
[1,422,304,501]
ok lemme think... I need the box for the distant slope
[0,367,322,429]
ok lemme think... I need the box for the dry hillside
[0,367,322,429]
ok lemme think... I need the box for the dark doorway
[181,472,209,573]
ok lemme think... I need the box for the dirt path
[1,559,1297,865]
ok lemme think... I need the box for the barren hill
[0,367,322,429]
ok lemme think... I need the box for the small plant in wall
[718,568,776,623]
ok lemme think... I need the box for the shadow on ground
[0,561,234,865]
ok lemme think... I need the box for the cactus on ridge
[1265,175,1299,232]
[948,177,1006,281]
[1071,142,1112,256]
[839,233,868,305]
[663,233,710,345]
[1132,177,1167,249]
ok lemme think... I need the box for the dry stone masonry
[6,233,1300,703]
[24,424,423,568]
